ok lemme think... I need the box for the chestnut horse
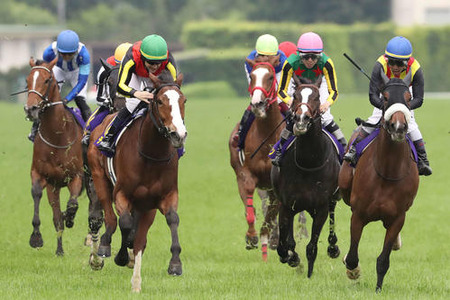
[86,71,186,292]
[339,77,419,292]
[23,58,84,256]
[271,77,341,277]
[229,57,284,260]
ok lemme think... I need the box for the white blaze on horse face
[32,71,39,91]
[299,88,313,117]
[251,68,269,105]
[165,90,187,137]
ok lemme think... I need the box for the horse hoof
[245,235,258,250]
[327,245,340,259]
[98,245,111,257]
[89,254,104,270]
[346,265,361,280]
[288,252,300,268]
[29,232,43,248]
[114,253,130,267]
[55,249,64,256]
[168,263,182,276]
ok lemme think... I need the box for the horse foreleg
[115,210,133,267]
[306,208,327,278]
[29,174,45,249]
[46,184,64,256]
[64,175,82,228]
[130,209,156,293]
[277,205,299,267]
[376,215,406,293]
[259,190,279,261]
[344,213,364,280]
[165,209,182,276]
[327,199,340,259]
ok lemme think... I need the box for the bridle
[292,85,321,122]
[248,62,278,107]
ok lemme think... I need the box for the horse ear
[246,58,255,68]
[29,57,36,67]
[176,73,183,86]
[100,58,112,72]
[314,75,322,88]
[269,54,281,67]
[403,71,412,86]
[49,57,58,69]
[380,68,390,85]
[292,73,302,88]
[149,72,160,88]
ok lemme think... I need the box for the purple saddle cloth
[65,106,85,129]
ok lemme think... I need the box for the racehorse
[271,76,341,277]
[339,77,419,292]
[86,71,187,292]
[229,57,284,260]
[23,58,84,256]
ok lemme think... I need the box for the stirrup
[418,163,432,176]
[97,140,114,153]
[343,147,357,164]
[272,151,282,167]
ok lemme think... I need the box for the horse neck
[139,111,173,156]
[295,120,328,167]
[374,127,411,177]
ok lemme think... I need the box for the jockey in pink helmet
[272,32,346,167]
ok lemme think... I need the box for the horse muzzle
[24,105,39,122]
[169,130,187,149]
[250,101,267,118]
[386,120,408,142]
[293,115,310,135]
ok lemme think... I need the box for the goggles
[387,58,408,67]
[300,53,320,61]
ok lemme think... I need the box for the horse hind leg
[327,199,340,259]
[344,213,364,281]
[260,189,279,261]
[46,184,64,256]
[244,194,258,250]
[64,176,83,228]
[87,180,105,270]
[30,177,45,248]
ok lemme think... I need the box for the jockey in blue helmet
[343,36,432,176]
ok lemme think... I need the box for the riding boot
[232,109,253,148]
[343,128,369,165]
[28,120,40,142]
[96,108,132,153]
[272,111,294,167]
[325,120,347,149]
[413,139,432,176]
[74,96,92,122]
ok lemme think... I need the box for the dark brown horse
[339,77,419,292]
[23,58,84,256]
[271,77,341,277]
[86,71,186,292]
[229,57,284,260]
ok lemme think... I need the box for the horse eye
[157,99,163,105]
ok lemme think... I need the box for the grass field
[0,84,449,299]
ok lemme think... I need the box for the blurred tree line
[5,0,390,43]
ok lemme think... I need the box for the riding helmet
[279,41,298,58]
[255,34,279,56]
[297,32,323,53]
[385,36,412,60]
[140,34,168,62]
[56,30,79,53]
[114,42,132,64]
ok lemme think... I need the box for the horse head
[24,57,60,122]
[381,77,412,142]
[148,71,187,148]
[246,58,278,118]
[291,76,321,135]
[99,58,124,110]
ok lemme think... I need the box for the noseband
[248,62,278,107]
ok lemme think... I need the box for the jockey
[96,34,178,154]
[29,30,92,142]
[343,36,432,176]
[272,32,346,166]
[232,34,289,149]
[82,42,132,145]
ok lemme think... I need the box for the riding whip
[343,53,371,81]
[250,115,287,159]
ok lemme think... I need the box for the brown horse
[229,57,284,260]
[86,71,186,292]
[339,78,419,292]
[23,58,84,256]
[271,77,341,277]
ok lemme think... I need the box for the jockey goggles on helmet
[387,57,408,67]
[300,53,320,61]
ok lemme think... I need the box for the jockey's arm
[369,63,385,109]
[410,68,424,110]
[278,60,294,106]
[322,59,339,107]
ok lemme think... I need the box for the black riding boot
[233,109,253,148]
[74,96,92,122]
[82,105,110,146]
[325,120,347,149]
[272,111,294,167]
[28,120,40,142]
[96,108,132,154]
[413,139,432,176]
[343,127,369,165]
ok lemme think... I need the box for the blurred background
[1,0,450,101]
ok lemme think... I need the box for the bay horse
[339,77,419,292]
[229,57,284,260]
[86,71,187,292]
[271,76,341,277]
[23,58,84,256]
